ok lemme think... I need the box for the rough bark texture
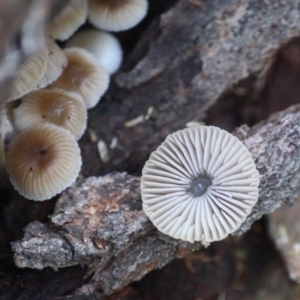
[115,0,300,112]
[12,103,300,295]
[235,105,300,234]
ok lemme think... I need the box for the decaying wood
[115,0,300,118]
[12,103,300,296]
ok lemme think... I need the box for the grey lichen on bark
[235,105,300,234]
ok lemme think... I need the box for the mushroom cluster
[1,0,149,200]
[141,126,259,245]
[49,0,148,40]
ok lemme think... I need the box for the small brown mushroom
[33,38,67,89]
[13,88,87,140]
[65,29,123,75]
[49,0,88,41]
[5,124,82,201]
[8,46,48,101]
[49,47,109,109]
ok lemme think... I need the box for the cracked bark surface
[235,105,300,234]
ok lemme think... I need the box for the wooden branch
[12,104,300,296]
[234,105,300,234]
[115,0,300,119]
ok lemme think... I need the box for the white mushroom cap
[88,0,148,32]
[5,123,82,201]
[49,0,88,41]
[13,89,87,140]
[33,38,67,89]
[65,29,123,75]
[49,47,109,109]
[141,126,259,245]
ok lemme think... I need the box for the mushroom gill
[5,124,82,201]
[141,126,259,245]
[49,47,109,109]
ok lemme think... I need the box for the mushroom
[49,0,88,41]
[49,47,109,109]
[65,29,123,75]
[141,126,259,245]
[33,38,67,89]
[13,88,87,140]
[8,46,49,101]
[5,123,82,201]
[88,0,148,32]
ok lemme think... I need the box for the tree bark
[115,0,300,114]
